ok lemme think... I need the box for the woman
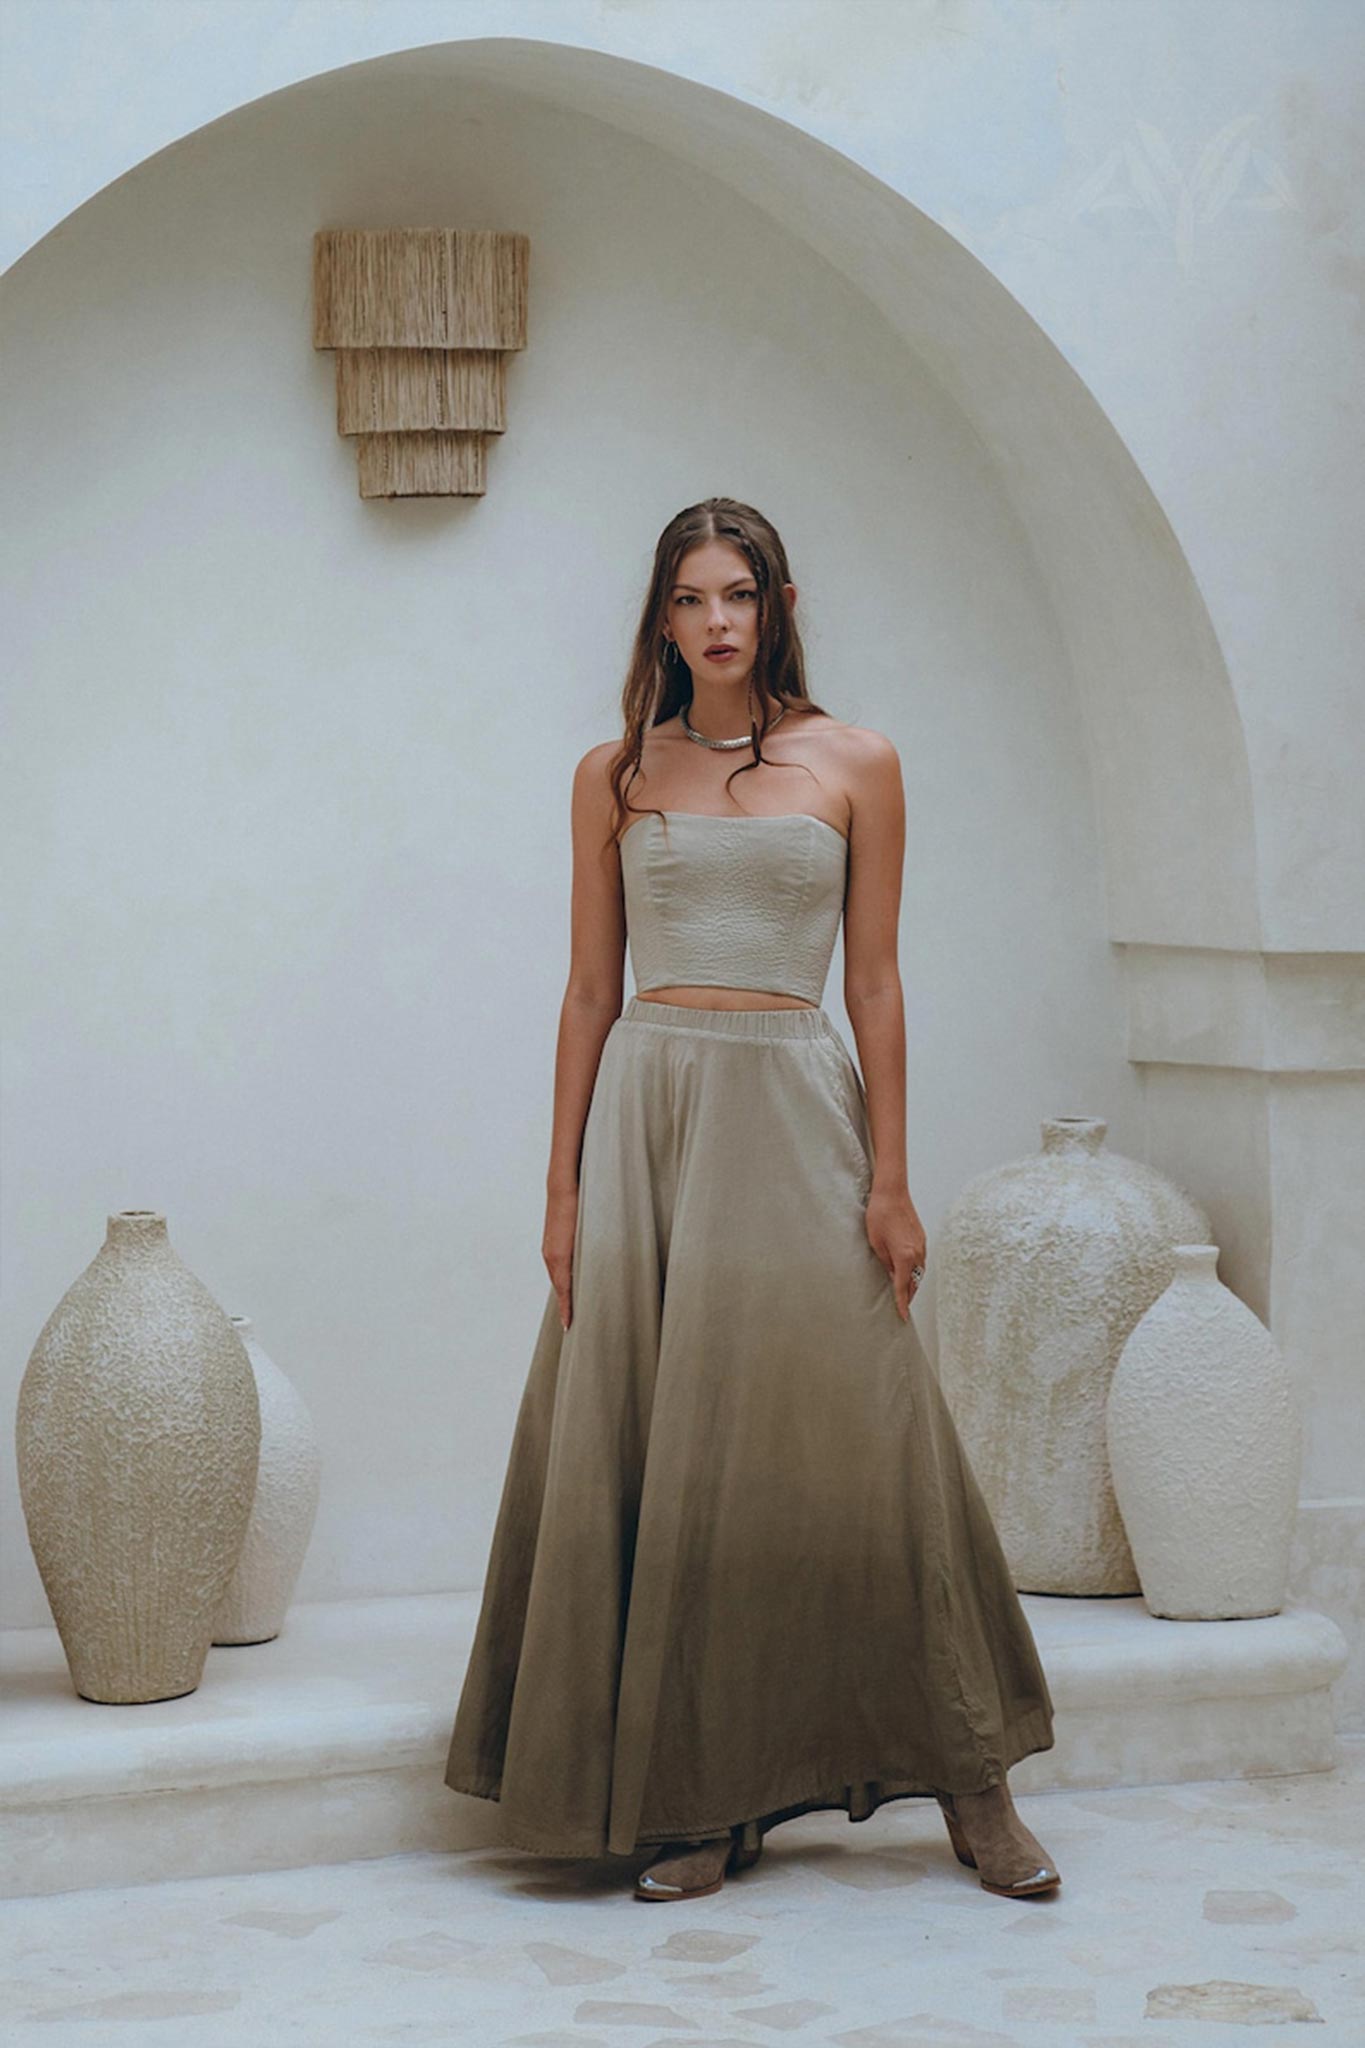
[444,497,1060,1903]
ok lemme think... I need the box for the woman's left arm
[841,730,928,1318]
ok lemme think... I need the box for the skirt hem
[444,1702,1056,1861]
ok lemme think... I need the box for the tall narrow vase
[1107,1243,1303,1619]
[15,1210,260,1703]
[936,1116,1211,1595]
[211,1315,321,1645]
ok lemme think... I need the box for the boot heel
[936,1792,977,1869]
[935,1786,1061,1897]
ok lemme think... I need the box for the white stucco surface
[2,1,1361,1715]
[4,0,1361,939]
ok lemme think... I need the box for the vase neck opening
[104,1211,170,1251]
[1041,1117,1107,1157]
[1171,1242,1220,1280]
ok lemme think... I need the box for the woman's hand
[543,1185,579,1331]
[864,1185,927,1321]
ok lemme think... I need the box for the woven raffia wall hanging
[312,228,529,499]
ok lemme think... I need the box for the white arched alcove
[0,38,1282,1630]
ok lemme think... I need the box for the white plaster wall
[2,0,1361,946]
[2,1,1360,1716]
[0,61,1133,1628]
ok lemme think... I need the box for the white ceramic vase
[15,1210,260,1702]
[936,1116,1212,1595]
[211,1315,321,1645]
[1106,1243,1302,1618]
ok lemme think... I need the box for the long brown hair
[605,498,830,850]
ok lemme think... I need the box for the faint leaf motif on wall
[1247,150,1298,210]
[1068,114,1296,268]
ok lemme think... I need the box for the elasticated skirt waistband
[620,994,835,1041]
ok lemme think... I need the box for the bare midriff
[637,988,817,1011]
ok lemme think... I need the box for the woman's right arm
[543,742,628,1330]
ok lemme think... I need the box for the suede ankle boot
[633,1826,760,1900]
[936,1781,1060,1896]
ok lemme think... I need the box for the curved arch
[7,32,1260,951]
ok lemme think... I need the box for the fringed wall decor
[312,228,529,499]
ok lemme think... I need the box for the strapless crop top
[619,810,847,1004]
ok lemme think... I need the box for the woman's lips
[704,648,737,661]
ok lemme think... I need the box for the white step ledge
[0,1589,1350,1900]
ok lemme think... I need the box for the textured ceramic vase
[15,1209,260,1703]
[211,1315,321,1645]
[1107,1243,1302,1618]
[936,1116,1212,1595]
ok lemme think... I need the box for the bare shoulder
[572,738,623,803]
[810,717,900,793]
[570,739,625,849]
[831,721,901,773]
[825,723,903,849]
[573,737,619,781]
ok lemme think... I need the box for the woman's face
[664,540,765,688]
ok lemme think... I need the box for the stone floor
[3,1740,1362,2046]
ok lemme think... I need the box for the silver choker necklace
[682,701,789,751]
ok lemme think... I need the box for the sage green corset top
[619,810,848,1004]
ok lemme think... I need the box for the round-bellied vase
[1106,1243,1302,1618]
[15,1210,261,1702]
[935,1117,1212,1595]
[211,1315,321,1645]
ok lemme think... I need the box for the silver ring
[911,1263,925,1282]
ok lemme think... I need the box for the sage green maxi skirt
[444,997,1055,1859]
